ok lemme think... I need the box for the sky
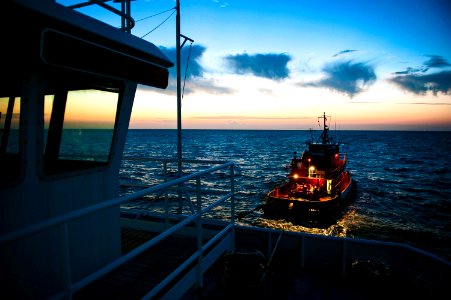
[61,0,451,130]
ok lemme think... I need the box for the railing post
[163,161,169,222]
[230,163,235,251]
[177,165,184,214]
[342,239,348,275]
[195,176,203,289]
[301,235,305,270]
[230,164,235,224]
[60,223,73,299]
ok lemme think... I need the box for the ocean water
[121,129,451,261]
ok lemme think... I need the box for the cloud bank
[390,55,451,95]
[148,45,232,95]
[145,45,449,99]
[391,71,451,95]
[424,55,451,68]
[333,49,358,57]
[225,53,292,80]
[160,44,206,79]
[304,60,376,97]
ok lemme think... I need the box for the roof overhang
[4,0,174,89]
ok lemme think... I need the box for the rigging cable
[140,8,176,39]
[135,7,175,22]
[135,5,193,100]
[182,42,193,99]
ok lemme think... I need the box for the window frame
[37,70,125,180]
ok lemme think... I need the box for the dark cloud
[225,53,291,80]
[390,55,451,95]
[305,60,376,97]
[333,49,358,57]
[147,45,234,96]
[390,70,451,95]
[424,55,451,68]
[393,66,429,75]
[159,44,206,79]
[392,55,450,75]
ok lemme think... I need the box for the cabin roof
[15,0,173,69]
[3,0,173,89]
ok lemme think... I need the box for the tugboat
[264,112,354,218]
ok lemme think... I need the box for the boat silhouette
[264,112,355,221]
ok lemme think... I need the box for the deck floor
[74,226,447,300]
[181,255,445,300]
[74,228,198,299]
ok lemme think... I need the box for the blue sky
[61,0,451,130]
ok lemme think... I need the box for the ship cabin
[284,141,347,199]
[290,143,345,180]
[0,1,172,298]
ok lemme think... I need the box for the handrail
[332,171,351,191]
[234,224,451,267]
[122,157,229,165]
[70,193,234,294]
[0,161,236,300]
[0,162,234,245]
[120,157,235,219]
[141,223,235,299]
[67,0,135,32]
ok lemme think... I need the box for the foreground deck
[75,220,449,300]
[75,228,200,299]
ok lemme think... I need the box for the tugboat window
[43,88,118,176]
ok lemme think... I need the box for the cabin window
[43,88,119,175]
[0,97,21,185]
[0,97,20,154]
[308,166,316,178]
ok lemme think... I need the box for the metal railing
[120,157,236,219]
[2,157,450,298]
[0,161,237,299]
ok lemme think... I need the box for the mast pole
[322,112,329,144]
[176,0,182,177]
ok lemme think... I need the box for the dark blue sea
[121,129,451,262]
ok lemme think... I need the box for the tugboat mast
[320,112,330,144]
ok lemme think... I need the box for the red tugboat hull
[265,174,355,216]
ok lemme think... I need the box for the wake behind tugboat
[263,112,355,222]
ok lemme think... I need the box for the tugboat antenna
[319,112,330,144]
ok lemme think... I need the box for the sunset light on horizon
[60,0,451,131]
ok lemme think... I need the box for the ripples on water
[121,129,451,261]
